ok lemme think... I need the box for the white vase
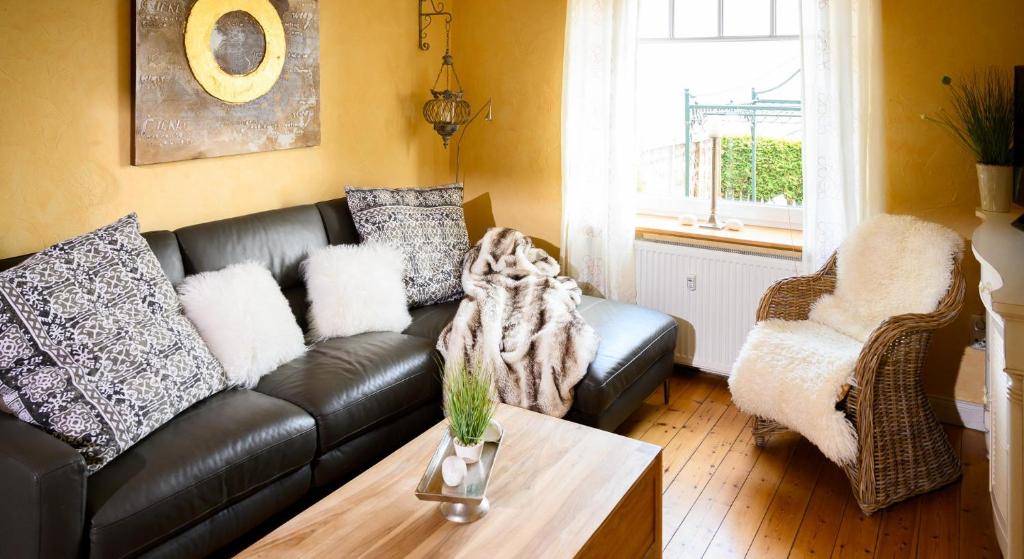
[977,164,1014,213]
[453,439,484,464]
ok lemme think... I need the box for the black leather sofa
[0,198,678,559]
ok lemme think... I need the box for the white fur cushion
[178,262,306,388]
[729,319,862,464]
[809,214,963,342]
[303,244,412,339]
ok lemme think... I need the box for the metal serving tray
[414,420,503,523]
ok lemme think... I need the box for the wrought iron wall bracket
[419,0,452,51]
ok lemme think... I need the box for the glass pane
[674,0,719,38]
[775,0,800,35]
[636,37,804,209]
[723,0,770,36]
[639,0,671,39]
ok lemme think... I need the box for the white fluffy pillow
[178,262,306,388]
[304,243,413,339]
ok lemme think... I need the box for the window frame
[639,0,799,43]
[638,193,804,231]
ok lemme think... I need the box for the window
[637,0,803,231]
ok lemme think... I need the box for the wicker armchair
[752,252,966,515]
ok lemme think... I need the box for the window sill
[635,213,803,254]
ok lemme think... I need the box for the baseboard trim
[929,395,987,432]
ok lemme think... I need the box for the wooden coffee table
[240,403,663,558]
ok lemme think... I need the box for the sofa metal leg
[663,379,670,405]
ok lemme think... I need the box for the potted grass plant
[924,69,1015,212]
[442,360,497,464]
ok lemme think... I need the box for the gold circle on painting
[184,0,286,104]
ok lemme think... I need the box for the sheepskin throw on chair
[728,214,963,465]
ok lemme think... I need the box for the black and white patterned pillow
[0,215,228,472]
[345,184,469,307]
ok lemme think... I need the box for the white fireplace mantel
[972,207,1024,559]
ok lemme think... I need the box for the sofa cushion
[403,300,460,342]
[344,185,469,308]
[315,198,361,246]
[178,263,307,388]
[86,390,315,559]
[256,333,440,452]
[572,295,678,417]
[0,214,228,472]
[304,244,412,339]
[143,231,186,286]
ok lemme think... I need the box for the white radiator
[635,239,801,374]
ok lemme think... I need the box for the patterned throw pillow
[345,184,470,307]
[0,215,228,472]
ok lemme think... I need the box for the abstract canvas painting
[133,0,320,165]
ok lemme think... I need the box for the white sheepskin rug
[809,215,964,342]
[729,215,962,465]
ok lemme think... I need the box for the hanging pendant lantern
[420,3,472,150]
[423,52,471,148]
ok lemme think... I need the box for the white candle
[442,455,467,486]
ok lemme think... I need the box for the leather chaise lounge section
[0,198,677,558]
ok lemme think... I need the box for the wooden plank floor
[616,369,1002,559]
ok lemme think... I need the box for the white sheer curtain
[800,0,885,271]
[561,0,639,302]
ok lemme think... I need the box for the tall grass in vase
[443,360,496,464]
[923,69,1015,212]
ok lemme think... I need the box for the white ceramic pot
[977,164,1014,213]
[453,439,484,464]
[482,419,503,443]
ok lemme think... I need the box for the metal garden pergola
[682,70,802,201]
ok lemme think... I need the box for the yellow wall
[882,0,1024,404]
[450,0,567,255]
[0,1,451,259]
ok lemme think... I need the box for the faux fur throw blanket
[437,228,599,417]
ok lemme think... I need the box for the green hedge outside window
[720,136,803,205]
